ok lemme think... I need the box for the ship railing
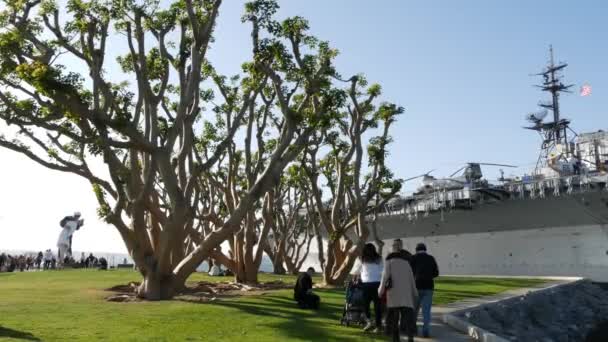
[374,171,608,219]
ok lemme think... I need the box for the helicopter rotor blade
[475,163,517,168]
[403,169,435,182]
[449,166,467,178]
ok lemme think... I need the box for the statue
[57,211,84,265]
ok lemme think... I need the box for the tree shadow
[0,326,40,341]
[208,289,373,341]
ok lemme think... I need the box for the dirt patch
[104,282,140,302]
[184,280,290,294]
[106,294,141,302]
[104,280,291,302]
[106,282,140,293]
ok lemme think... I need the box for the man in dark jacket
[411,243,439,338]
[294,267,320,310]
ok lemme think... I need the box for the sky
[1,0,607,254]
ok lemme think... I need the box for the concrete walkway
[401,277,580,341]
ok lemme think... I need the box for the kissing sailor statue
[57,211,84,266]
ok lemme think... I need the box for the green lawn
[0,270,546,341]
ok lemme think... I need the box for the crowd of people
[0,250,108,272]
[0,252,45,272]
[293,239,439,342]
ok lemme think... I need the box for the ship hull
[375,191,608,281]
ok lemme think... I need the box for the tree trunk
[322,237,363,286]
[273,262,287,275]
[137,271,179,301]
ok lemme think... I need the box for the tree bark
[137,270,179,301]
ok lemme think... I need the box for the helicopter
[405,162,517,194]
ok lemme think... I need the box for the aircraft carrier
[374,48,608,281]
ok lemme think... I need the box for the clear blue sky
[209,0,608,186]
[1,0,607,253]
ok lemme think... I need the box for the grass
[0,270,547,341]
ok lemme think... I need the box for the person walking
[353,243,384,332]
[411,243,439,338]
[379,243,418,342]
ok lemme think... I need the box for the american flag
[580,84,592,97]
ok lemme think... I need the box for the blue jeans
[415,289,433,334]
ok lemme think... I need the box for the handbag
[385,276,393,289]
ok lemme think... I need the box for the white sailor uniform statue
[57,212,84,266]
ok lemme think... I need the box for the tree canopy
[0,0,403,299]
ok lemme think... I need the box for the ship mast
[526,46,574,173]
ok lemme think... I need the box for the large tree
[0,0,340,299]
[181,3,345,283]
[304,76,403,286]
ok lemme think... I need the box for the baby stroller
[340,280,368,327]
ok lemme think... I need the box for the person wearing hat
[411,243,439,338]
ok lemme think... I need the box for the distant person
[352,243,383,332]
[208,260,221,277]
[98,257,108,270]
[36,251,43,269]
[80,253,86,267]
[18,255,26,272]
[294,267,320,310]
[86,253,96,268]
[0,253,7,272]
[7,255,16,272]
[26,256,33,270]
[43,249,53,269]
[411,243,439,338]
[379,241,418,342]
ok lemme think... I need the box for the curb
[442,278,584,341]
[443,313,510,342]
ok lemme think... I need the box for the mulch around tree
[105,280,292,302]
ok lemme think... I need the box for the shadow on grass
[0,326,40,341]
[208,289,371,341]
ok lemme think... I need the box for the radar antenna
[524,46,576,173]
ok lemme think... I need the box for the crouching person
[379,250,418,342]
[294,267,320,310]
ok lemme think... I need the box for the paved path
[401,277,579,341]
